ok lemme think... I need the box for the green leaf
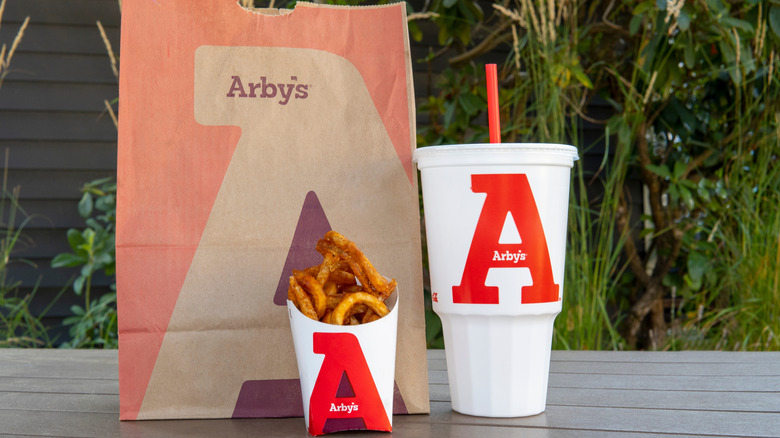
[83,176,114,191]
[617,120,632,147]
[571,65,593,89]
[679,184,695,210]
[646,164,672,179]
[443,100,456,128]
[458,92,483,116]
[51,253,86,268]
[81,264,96,278]
[686,251,709,290]
[629,14,643,35]
[94,252,114,268]
[720,16,754,33]
[673,160,687,180]
[85,218,104,231]
[66,228,84,251]
[424,309,444,349]
[77,192,93,218]
[677,10,691,31]
[684,37,695,69]
[705,0,725,13]
[668,184,680,204]
[770,7,780,38]
[74,276,86,296]
[633,1,653,15]
[95,193,115,213]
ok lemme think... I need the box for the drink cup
[288,292,398,435]
[413,143,578,417]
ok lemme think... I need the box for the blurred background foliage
[2,0,778,350]
[410,0,780,351]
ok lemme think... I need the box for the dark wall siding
[1,0,626,343]
[1,0,120,341]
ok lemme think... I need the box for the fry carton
[288,293,398,435]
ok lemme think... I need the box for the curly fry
[288,276,318,320]
[328,269,357,286]
[316,252,336,285]
[323,281,338,296]
[324,231,396,297]
[330,292,390,325]
[288,231,394,325]
[362,311,380,324]
[293,270,327,319]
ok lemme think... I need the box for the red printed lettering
[308,332,390,435]
[226,75,309,104]
[452,174,559,304]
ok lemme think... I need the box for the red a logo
[452,174,559,304]
[308,332,391,435]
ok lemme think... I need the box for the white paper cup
[288,293,398,435]
[414,143,577,417]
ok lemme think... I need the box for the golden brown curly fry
[293,270,327,319]
[324,231,396,298]
[288,231,394,325]
[330,292,390,325]
[288,276,318,321]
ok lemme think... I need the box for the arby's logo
[452,173,559,304]
[308,332,390,435]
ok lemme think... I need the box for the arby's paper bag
[115,0,428,420]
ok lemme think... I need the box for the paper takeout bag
[116,0,428,420]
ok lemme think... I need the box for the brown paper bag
[116,0,428,420]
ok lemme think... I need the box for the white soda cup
[413,143,578,417]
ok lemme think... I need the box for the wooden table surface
[1,348,778,437]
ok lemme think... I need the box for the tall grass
[0,0,30,90]
[555,130,628,350]
[672,137,780,351]
[0,153,57,348]
[493,0,623,349]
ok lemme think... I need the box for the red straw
[485,64,501,143]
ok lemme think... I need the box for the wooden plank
[0,111,116,142]
[2,0,121,27]
[1,52,117,84]
[547,387,780,413]
[0,410,121,438]
[0,23,119,56]
[428,384,780,414]
[0,140,116,170]
[429,372,780,411]
[2,199,98,229]
[1,350,778,437]
[2,229,81,258]
[0,391,118,413]
[0,376,118,395]
[550,360,780,377]
[0,349,117,379]
[0,82,118,112]
[0,409,719,438]
[1,169,116,199]
[553,372,780,392]
[422,402,780,438]
[391,421,688,438]
[6,259,114,288]
[17,286,90,319]
[552,350,780,364]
